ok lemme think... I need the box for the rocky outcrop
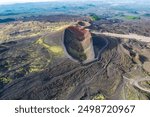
[64,24,95,63]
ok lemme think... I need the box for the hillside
[0,19,150,100]
[0,1,150,100]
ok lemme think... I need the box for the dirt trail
[123,76,150,93]
[93,31,150,43]
[133,77,150,93]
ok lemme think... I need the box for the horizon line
[0,0,98,5]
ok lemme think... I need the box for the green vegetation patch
[124,86,140,100]
[146,81,150,85]
[14,67,27,79]
[124,15,140,20]
[28,57,50,73]
[35,38,64,56]
[89,13,101,21]
[0,77,12,84]
[93,93,105,100]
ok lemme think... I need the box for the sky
[0,0,100,5]
[0,0,149,5]
[0,0,67,5]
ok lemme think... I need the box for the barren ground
[0,18,150,100]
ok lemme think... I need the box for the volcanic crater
[64,22,107,64]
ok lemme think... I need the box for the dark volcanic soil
[0,26,150,100]
[0,17,150,100]
[91,19,150,37]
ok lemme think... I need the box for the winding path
[93,31,150,94]
[133,77,150,93]
[123,76,150,94]
[92,31,150,43]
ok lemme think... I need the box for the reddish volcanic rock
[67,26,90,41]
[64,23,95,63]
